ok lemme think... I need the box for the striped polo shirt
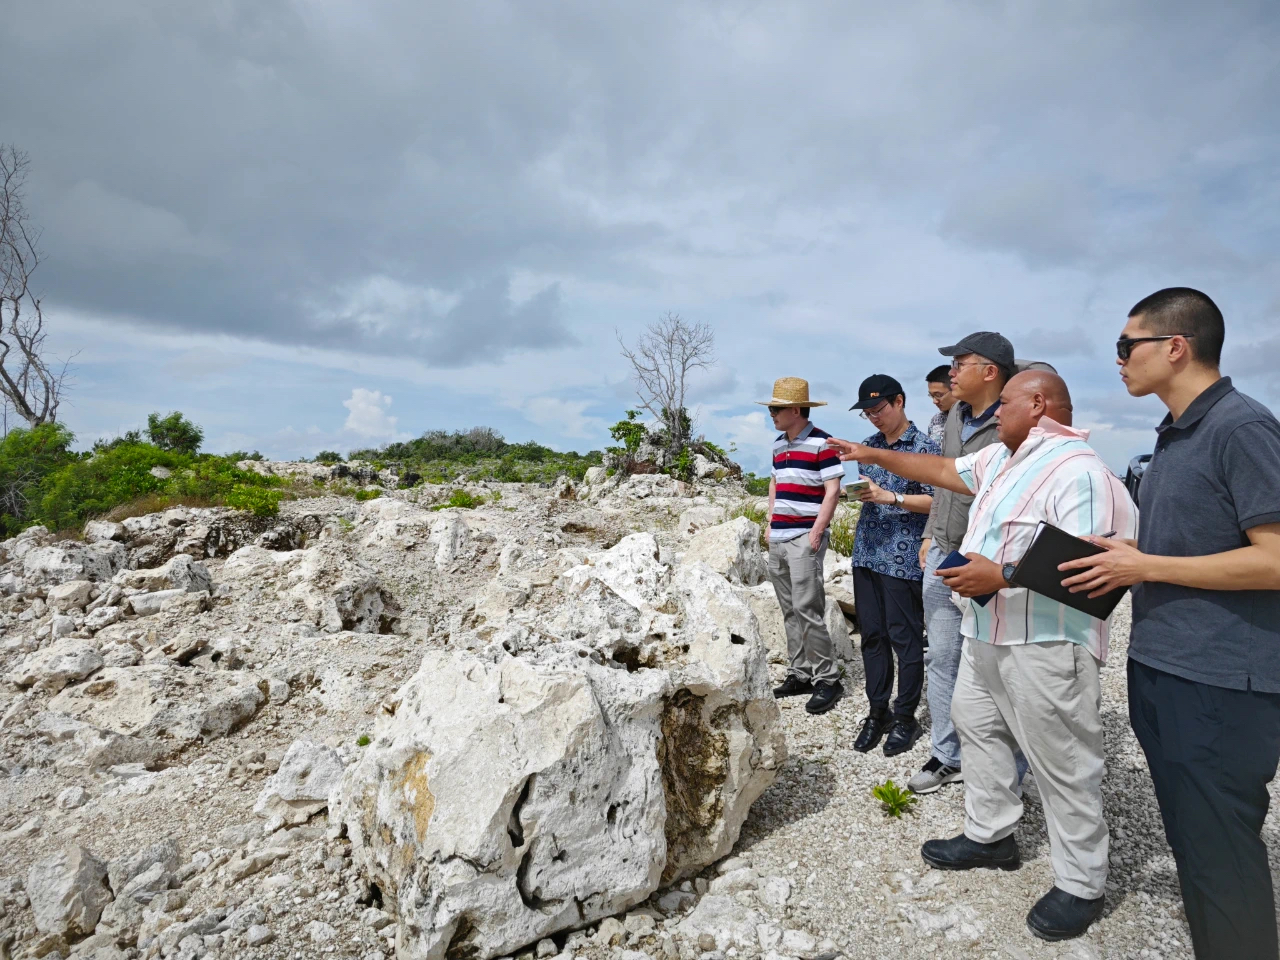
[770,422,845,542]
[953,417,1139,662]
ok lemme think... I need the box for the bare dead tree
[617,313,715,456]
[0,145,71,429]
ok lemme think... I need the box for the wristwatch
[893,492,905,507]
[1002,562,1018,586]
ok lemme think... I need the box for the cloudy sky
[3,0,1278,472]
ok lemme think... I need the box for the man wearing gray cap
[909,332,1017,796]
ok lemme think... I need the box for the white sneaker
[907,757,963,794]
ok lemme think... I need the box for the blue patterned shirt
[851,422,939,581]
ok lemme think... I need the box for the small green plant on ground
[607,410,647,456]
[337,517,354,535]
[827,503,860,557]
[872,778,918,818]
[357,734,372,747]
[431,488,485,511]
[353,488,382,501]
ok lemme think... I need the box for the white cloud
[519,397,607,440]
[343,388,400,439]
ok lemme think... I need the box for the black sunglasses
[1116,334,1194,361]
[768,406,784,415]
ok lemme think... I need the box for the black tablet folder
[1009,522,1129,620]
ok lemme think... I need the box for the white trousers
[951,638,1108,899]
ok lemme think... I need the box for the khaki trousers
[951,638,1108,899]
[766,532,839,685]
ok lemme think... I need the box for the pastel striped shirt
[953,417,1139,662]
[770,422,844,542]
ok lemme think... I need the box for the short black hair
[926,365,951,385]
[799,407,810,419]
[1128,287,1224,367]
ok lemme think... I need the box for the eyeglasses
[859,401,891,420]
[1116,335,1195,361]
[949,360,987,372]
[768,406,784,415]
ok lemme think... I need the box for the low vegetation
[0,416,284,536]
[872,778,918,819]
[349,427,603,484]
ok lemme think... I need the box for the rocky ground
[0,466,1266,960]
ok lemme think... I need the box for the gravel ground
[726,598,1277,959]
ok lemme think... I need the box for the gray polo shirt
[1129,377,1280,692]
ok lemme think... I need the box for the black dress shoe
[805,681,843,715]
[773,675,814,699]
[920,833,1020,871]
[853,710,889,752]
[882,716,922,757]
[1026,886,1105,941]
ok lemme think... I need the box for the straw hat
[755,377,827,407]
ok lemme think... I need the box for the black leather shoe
[805,681,843,715]
[853,710,889,752]
[921,833,1020,871]
[773,675,814,699]
[882,716,922,757]
[1026,886,1105,941]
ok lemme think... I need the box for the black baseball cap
[850,374,904,410]
[937,331,1015,373]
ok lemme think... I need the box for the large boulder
[48,580,96,612]
[7,639,104,692]
[22,540,127,585]
[27,845,113,939]
[114,554,212,594]
[254,739,346,826]
[428,514,470,570]
[682,518,765,586]
[335,562,784,960]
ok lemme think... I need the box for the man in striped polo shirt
[826,371,1138,942]
[757,377,846,715]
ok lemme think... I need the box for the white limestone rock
[22,540,127,585]
[83,520,126,543]
[115,554,212,594]
[27,845,114,939]
[335,623,783,960]
[741,583,856,665]
[558,533,667,611]
[7,638,104,692]
[254,739,346,826]
[677,505,728,536]
[682,518,766,586]
[48,580,96,612]
[287,542,394,634]
[675,895,763,951]
[428,513,471,570]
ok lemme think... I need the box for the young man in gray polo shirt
[1061,288,1280,959]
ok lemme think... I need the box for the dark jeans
[852,568,924,719]
[1128,658,1280,960]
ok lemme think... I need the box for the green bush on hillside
[147,411,204,455]
[350,427,603,485]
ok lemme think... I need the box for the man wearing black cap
[847,375,939,756]
[909,332,1018,796]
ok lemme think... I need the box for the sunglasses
[1116,334,1195,361]
[768,406,786,415]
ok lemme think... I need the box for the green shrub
[314,450,345,464]
[357,734,372,747]
[146,411,204,454]
[607,410,647,455]
[223,485,283,517]
[353,488,382,501]
[431,488,485,511]
[33,443,187,532]
[0,424,78,535]
[743,472,770,496]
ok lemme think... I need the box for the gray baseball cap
[938,331,1015,372]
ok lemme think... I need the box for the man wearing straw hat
[758,377,846,715]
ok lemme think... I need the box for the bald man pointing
[827,372,1138,943]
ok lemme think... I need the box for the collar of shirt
[959,399,1001,427]
[865,422,921,449]
[990,416,1089,473]
[777,421,816,444]
[1155,376,1234,435]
